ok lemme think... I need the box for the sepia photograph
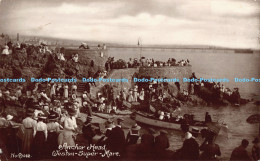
[0,0,259,160]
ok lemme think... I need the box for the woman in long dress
[46,112,60,155]
[21,109,37,154]
[32,114,47,158]
[58,106,77,146]
[50,83,56,98]
[64,84,69,99]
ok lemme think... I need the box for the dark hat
[26,108,35,116]
[191,127,200,134]
[48,111,59,121]
[67,108,77,116]
[37,114,47,120]
[253,137,259,144]
[34,104,41,110]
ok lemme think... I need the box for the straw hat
[191,127,199,134]
[6,115,13,121]
[131,124,141,131]
[191,127,199,137]
[105,119,114,128]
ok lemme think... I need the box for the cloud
[0,0,259,49]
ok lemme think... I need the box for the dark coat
[82,123,95,144]
[154,134,169,151]
[230,146,251,161]
[126,131,139,145]
[107,126,126,153]
[179,138,200,160]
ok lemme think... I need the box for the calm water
[108,47,260,160]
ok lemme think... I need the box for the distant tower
[17,33,19,41]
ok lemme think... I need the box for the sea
[107,47,260,160]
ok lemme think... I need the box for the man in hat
[177,128,200,160]
[200,134,221,160]
[137,128,156,159]
[205,112,212,123]
[252,137,260,161]
[82,116,95,145]
[109,118,126,155]
[126,123,141,145]
[154,130,171,159]
[230,139,251,161]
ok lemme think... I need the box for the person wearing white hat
[159,111,165,120]
[1,45,9,55]
[58,105,78,146]
[6,114,13,121]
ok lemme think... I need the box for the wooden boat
[93,110,132,119]
[132,111,209,131]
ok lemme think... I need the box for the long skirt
[21,128,34,154]
[47,132,58,154]
[64,89,69,98]
[58,130,75,146]
[32,131,46,158]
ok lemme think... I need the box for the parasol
[207,122,230,144]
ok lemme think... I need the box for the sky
[0,0,259,49]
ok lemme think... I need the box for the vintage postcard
[0,0,259,160]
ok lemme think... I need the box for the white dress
[58,116,77,146]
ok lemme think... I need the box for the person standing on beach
[230,139,252,161]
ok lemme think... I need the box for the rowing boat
[132,111,209,131]
[93,110,132,119]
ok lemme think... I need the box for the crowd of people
[104,57,191,71]
[189,73,243,105]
